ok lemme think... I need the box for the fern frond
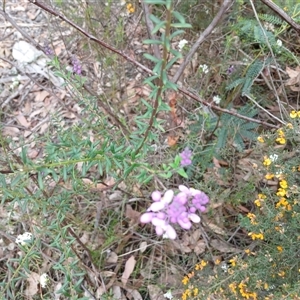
[258,13,284,25]
[242,60,264,96]
[226,78,245,91]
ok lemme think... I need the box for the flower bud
[164,225,177,240]
[149,201,165,212]
[189,213,201,223]
[162,190,174,204]
[140,213,154,223]
[151,191,161,202]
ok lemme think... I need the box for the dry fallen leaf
[285,66,300,91]
[15,113,31,128]
[125,205,141,225]
[121,255,136,286]
[24,271,40,297]
[210,239,242,253]
[147,285,165,300]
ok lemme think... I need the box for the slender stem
[134,8,172,155]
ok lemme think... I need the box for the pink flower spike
[189,213,201,223]
[140,213,154,223]
[148,201,165,212]
[164,225,177,240]
[162,190,174,204]
[151,191,161,202]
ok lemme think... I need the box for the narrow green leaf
[149,14,162,24]
[170,29,185,40]
[143,39,163,45]
[165,0,172,9]
[153,60,163,74]
[177,168,188,178]
[162,71,168,85]
[145,0,166,5]
[152,20,167,35]
[38,172,44,190]
[143,53,160,63]
[165,80,178,91]
[166,57,179,70]
[171,23,192,28]
[172,11,186,23]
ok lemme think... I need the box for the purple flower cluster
[140,185,209,240]
[180,148,192,167]
[72,56,82,75]
[227,65,235,75]
[44,44,54,56]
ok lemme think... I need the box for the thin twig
[260,0,300,33]
[26,0,279,129]
[172,0,234,83]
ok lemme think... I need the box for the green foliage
[216,104,259,152]
[258,13,284,25]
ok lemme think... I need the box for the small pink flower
[162,190,174,204]
[151,191,161,202]
[148,201,165,212]
[140,213,154,223]
[163,225,177,240]
[188,213,201,223]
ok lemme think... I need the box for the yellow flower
[126,3,135,13]
[257,136,264,143]
[249,232,264,240]
[276,188,286,197]
[277,246,283,252]
[193,288,199,296]
[276,197,288,208]
[254,199,261,207]
[229,256,238,267]
[278,270,285,277]
[277,129,285,136]
[229,282,237,294]
[263,157,272,166]
[276,136,286,144]
[265,173,274,179]
[182,276,189,285]
[279,180,288,189]
[290,110,298,118]
[247,213,257,224]
[286,123,293,129]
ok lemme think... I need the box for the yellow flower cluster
[276,128,286,144]
[254,193,266,207]
[290,110,300,118]
[195,260,207,271]
[275,179,291,210]
[248,232,264,240]
[126,3,135,13]
[247,213,257,224]
[182,287,199,300]
[238,281,257,299]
